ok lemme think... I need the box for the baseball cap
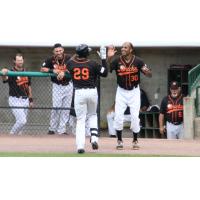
[76,44,92,57]
[53,43,63,49]
[170,81,179,90]
[76,44,92,52]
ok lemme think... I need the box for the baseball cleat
[48,130,55,135]
[91,141,99,150]
[60,132,69,135]
[116,140,123,150]
[110,135,117,138]
[77,149,85,154]
[132,140,140,150]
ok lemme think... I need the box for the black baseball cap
[53,43,63,49]
[76,44,92,57]
[170,81,179,90]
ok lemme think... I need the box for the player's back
[67,57,103,89]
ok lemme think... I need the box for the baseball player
[1,53,33,134]
[159,81,184,139]
[41,43,73,135]
[57,44,108,153]
[107,42,152,150]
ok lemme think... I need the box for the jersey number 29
[74,68,89,80]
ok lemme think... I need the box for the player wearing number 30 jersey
[58,44,108,153]
[108,42,152,150]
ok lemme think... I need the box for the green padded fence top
[0,71,71,78]
[188,64,200,96]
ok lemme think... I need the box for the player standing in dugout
[1,53,33,134]
[41,43,73,135]
[159,81,184,139]
[57,44,108,153]
[107,42,152,150]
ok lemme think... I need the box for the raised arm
[107,45,117,62]
[97,46,108,77]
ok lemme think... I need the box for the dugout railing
[0,71,76,135]
[195,86,200,117]
[188,64,200,116]
[188,64,200,96]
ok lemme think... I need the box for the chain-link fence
[0,71,161,138]
[0,72,78,135]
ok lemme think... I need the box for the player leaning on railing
[40,43,73,135]
[1,53,33,134]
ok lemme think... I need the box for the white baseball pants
[114,86,141,133]
[166,122,183,139]
[107,111,131,136]
[49,82,73,134]
[74,88,98,150]
[66,115,90,136]
[9,96,29,134]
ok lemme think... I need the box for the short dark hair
[13,53,24,60]
[53,43,63,49]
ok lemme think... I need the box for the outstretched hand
[97,46,107,59]
[1,68,8,75]
[40,67,49,72]
[57,71,65,80]
[107,45,117,58]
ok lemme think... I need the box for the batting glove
[97,46,107,60]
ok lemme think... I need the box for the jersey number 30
[74,68,89,80]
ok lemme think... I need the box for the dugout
[0,46,200,137]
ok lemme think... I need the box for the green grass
[0,152,186,157]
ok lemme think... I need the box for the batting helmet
[76,44,91,58]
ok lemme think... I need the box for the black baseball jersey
[110,55,145,90]
[42,54,71,85]
[160,94,183,124]
[67,57,107,89]
[3,67,31,97]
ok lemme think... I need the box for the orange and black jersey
[160,95,183,124]
[42,54,71,85]
[66,57,108,89]
[110,55,145,90]
[3,68,31,97]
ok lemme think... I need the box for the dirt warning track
[0,134,199,156]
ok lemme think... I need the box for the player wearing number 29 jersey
[65,44,108,153]
[67,57,107,89]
